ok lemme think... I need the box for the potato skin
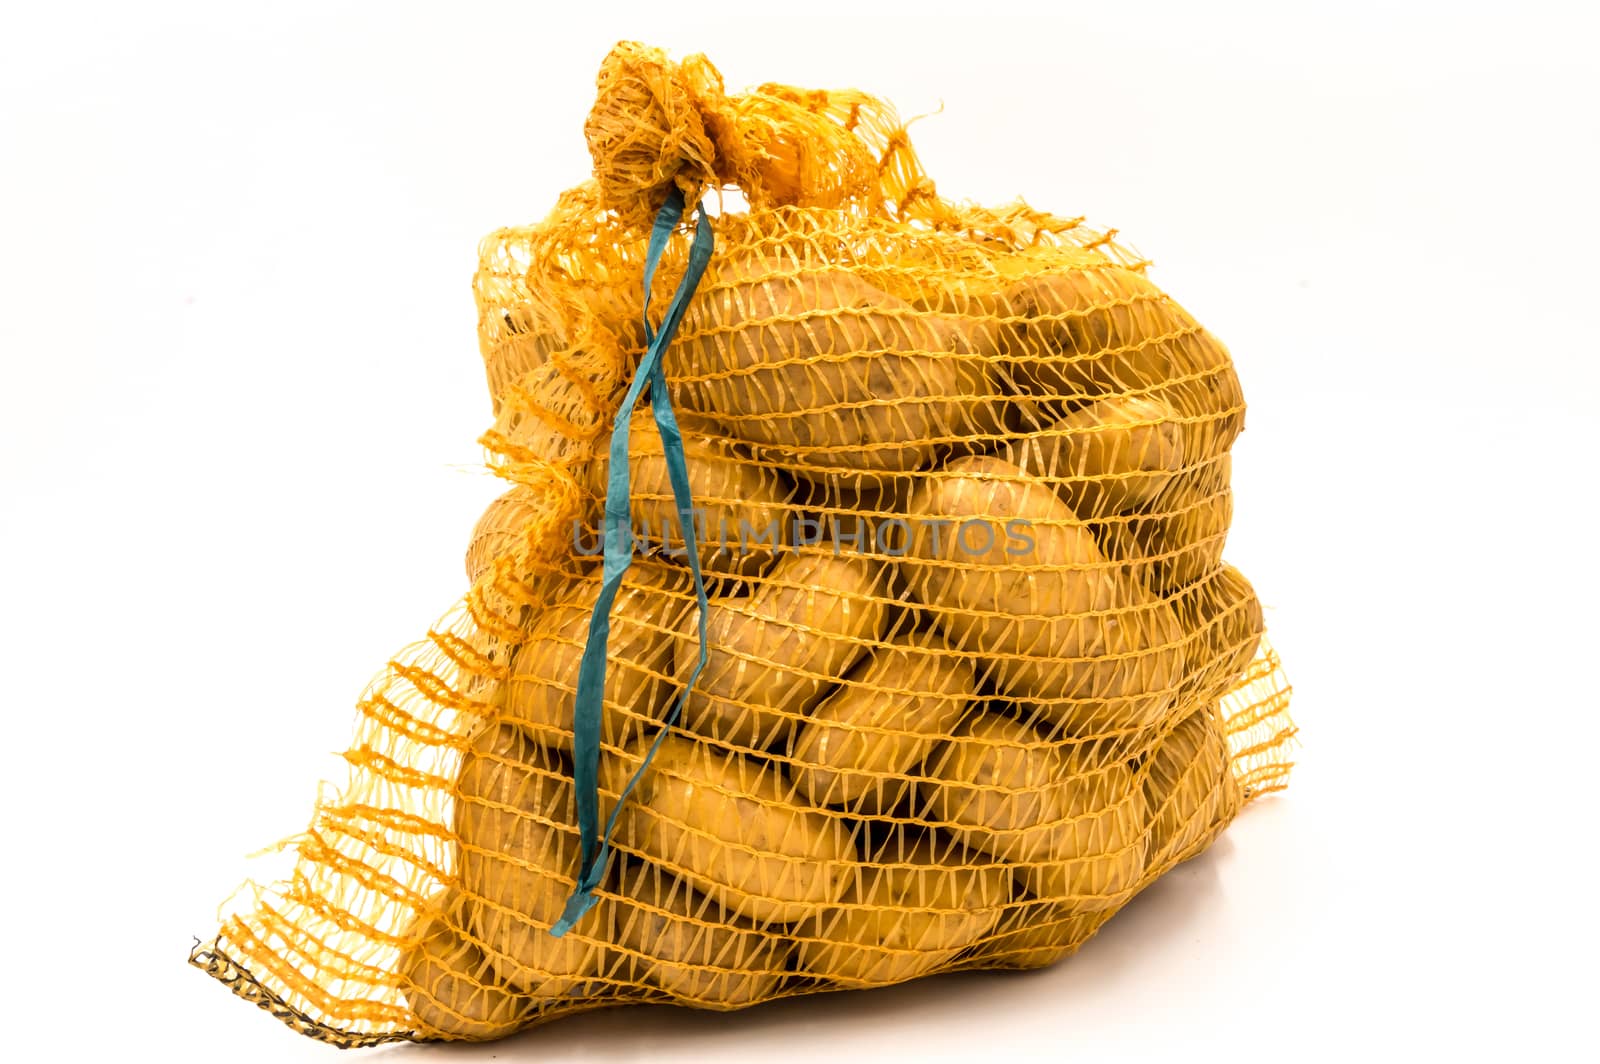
[455,724,612,995]
[1143,705,1240,866]
[1003,265,1245,460]
[789,629,977,811]
[601,732,857,925]
[794,833,1010,986]
[1097,455,1233,594]
[918,712,1147,911]
[903,456,1184,735]
[917,713,1059,858]
[1170,563,1264,704]
[504,564,688,751]
[1000,394,1185,520]
[673,551,889,750]
[400,904,534,1041]
[466,487,545,587]
[483,335,628,470]
[964,901,1106,971]
[479,280,646,417]
[585,407,796,579]
[904,454,1107,618]
[676,256,980,481]
[613,862,792,1008]
[1016,746,1148,910]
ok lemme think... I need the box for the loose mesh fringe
[191,41,1296,1047]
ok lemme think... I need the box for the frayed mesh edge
[1223,638,1297,802]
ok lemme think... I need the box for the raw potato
[795,833,1010,986]
[677,255,987,481]
[673,551,889,750]
[1017,745,1148,910]
[1171,564,1264,704]
[484,345,626,470]
[466,486,545,586]
[1143,705,1240,866]
[902,274,1086,439]
[966,901,1106,971]
[1001,394,1184,519]
[789,629,977,810]
[480,278,646,417]
[1003,265,1183,390]
[400,903,533,1040]
[584,407,796,579]
[601,732,857,925]
[1003,264,1245,459]
[917,713,1060,859]
[1097,455,1233,594]
[919,713,1147,910]
[904,456,1184,735]
[613,863,792,1008]
[456,724,612,995]
[504,563,688,750]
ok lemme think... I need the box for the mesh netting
[190,40,1296,1047]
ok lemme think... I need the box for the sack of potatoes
[190,41,1297,1048]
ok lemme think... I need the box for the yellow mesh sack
[190,41,1296,1047]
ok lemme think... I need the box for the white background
[2,1,1595,1059]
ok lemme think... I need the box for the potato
[917,712,1061,859]
[904,453,1102,615]
[466,486,545,587]
[612,861,791,1008]
[673,551,889,750]
[903,456,1184,735]
[1143,705,1241,866]
[601,732,857,925]
[484,344,627,471]
[919,713,1146,911]
[899,275,1070,437]
[789,629,977,810]
[1003,265,1245,459]
[584,407,796,578]
[676,255,990,481]
[1016,745,1148,910]
[794,832,1010,986]
[504,563,688,750]
[400,902,534,1040]
[1171,563,1264,704]
[479,279,646,417]
[1000,394,1185,519]
[456,724,612,994]
[1003,265,1183,391]
[965,901,1108,971]
[1097,455,1233,594]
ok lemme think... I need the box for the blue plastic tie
[551,188,714,936]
